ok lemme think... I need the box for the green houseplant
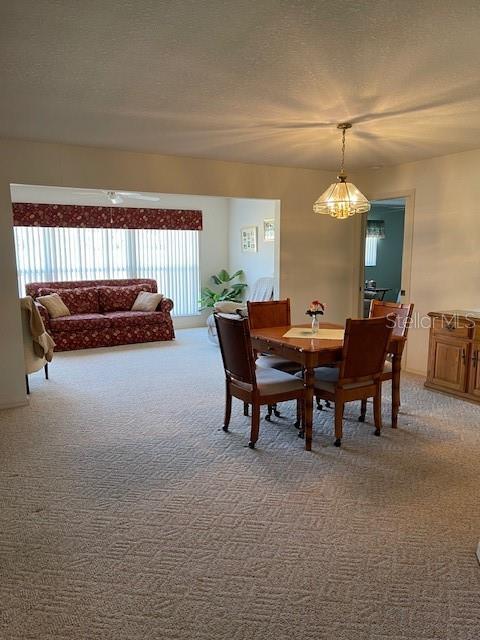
[200,269,247,309]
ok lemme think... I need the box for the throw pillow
[131,291,163,312]
[98,283,154,312]
[37,293,71,318]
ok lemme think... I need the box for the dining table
[250,322,406,451]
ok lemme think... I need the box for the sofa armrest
[158,297,174,313]
[35,301,51,333]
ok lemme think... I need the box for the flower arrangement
[306,300,326,334]
[306,300,326,317]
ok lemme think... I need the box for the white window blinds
[365,236,378,267]
[14,226,200,316]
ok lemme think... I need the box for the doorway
[362,198,406,317]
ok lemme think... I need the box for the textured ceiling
[1,0,480,170]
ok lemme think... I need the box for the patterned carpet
[1,328,480,640]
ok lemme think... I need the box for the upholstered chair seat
[256,354,302,374]
[296,367,374,393]
[235,367,305,394]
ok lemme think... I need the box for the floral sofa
[26,278,175,351]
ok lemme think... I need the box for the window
[14,226,200,316]
[365,236,378,267]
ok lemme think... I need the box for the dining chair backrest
[214,314,257,386]
[247,299,291,330]
[340,316,395,381]
[370,299,414,337]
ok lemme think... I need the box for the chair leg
[294,399,302,429]
[223,382,232,432]
[273,403,281,417]
[249,404,261,449]
[25,375,30,395]
[316,393,323,411]
[373,386,382,437]
[334,401,344,447]
[294,400,300,428]
[358,399,367,422]
[243,402,249,417]
[44,363,49,380]
[265,404,273,421]
[394,378,401,409]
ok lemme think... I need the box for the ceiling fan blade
[117,191,160,201]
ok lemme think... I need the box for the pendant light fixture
[313,123,370,220]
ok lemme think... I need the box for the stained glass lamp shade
[313,123,371,220]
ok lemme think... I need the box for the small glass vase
[311,314,320,334]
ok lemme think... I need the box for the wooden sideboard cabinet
[425,310,480,402]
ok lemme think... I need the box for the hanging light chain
[340,127,346,174]
[337,122,351,177]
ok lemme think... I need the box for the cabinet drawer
[431,316,473,339]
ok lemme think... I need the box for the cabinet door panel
[429,338,468,392]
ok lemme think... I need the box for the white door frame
[352,188,415,366]
[353,188,415,317]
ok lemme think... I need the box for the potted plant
[200,269,248,310]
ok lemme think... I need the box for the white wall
[352,147,480,375]
[228,198,277,297]
[0,138,355,409]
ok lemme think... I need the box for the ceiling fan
[105,190,160,204]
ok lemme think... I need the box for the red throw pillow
[37,287,100,315]
[98,283,154,312]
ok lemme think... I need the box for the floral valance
[12,203,203,230]
[366,219,385,239]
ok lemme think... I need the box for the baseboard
[0,399,28,410]
[403,367,427,377]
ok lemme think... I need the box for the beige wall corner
[0,182,27,407]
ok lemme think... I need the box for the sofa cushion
[98,284,154,312]
[49,313,111,333]
[103,310,163,328]
[38,287,100,314]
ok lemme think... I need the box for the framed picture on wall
[241,226,257,252]
[263,218,275,242]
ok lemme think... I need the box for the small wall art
[263,218,275,242]
[241,226,258,252]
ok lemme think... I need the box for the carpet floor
[1,328,480,639]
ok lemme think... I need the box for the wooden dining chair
[214,313,305,449]
[247,299,302,421]
[358,300,414,423]
[307,316,394,447]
